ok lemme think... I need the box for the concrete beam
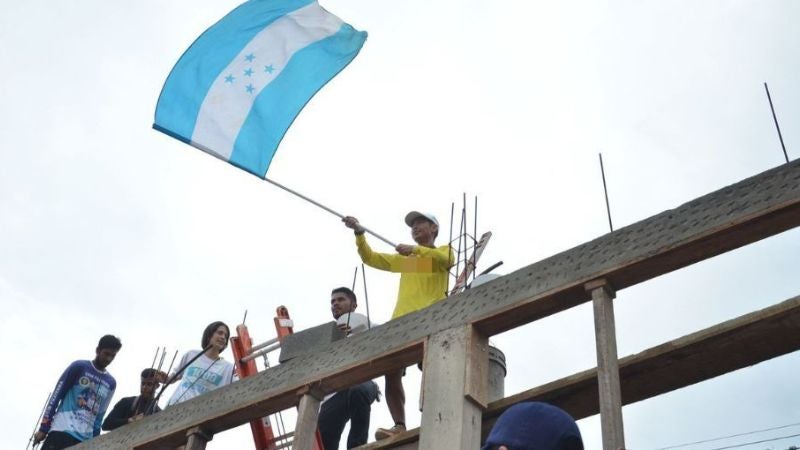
[278,321,345,363]
[78,160,800,449]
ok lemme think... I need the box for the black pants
[41,431,82,449]
[318,380,379,449]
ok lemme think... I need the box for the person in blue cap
[482,402,584,450]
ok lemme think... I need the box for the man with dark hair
[101,368,163,431]
[166,321,237,407]
[330,287,372,334]
[481,402,584,450]
[343,211,453,439]
[34,335,121,449]
[318,287,379,449]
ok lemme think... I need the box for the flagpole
[264,177,397,248]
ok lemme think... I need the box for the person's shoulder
[59,360,89,378]
[183,349,202,360]
[68,360,92,371]
[115,395,136,405]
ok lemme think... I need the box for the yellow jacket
[356,234,453,319]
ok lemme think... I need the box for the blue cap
[482,402,583,450]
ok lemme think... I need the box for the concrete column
[418,324,488,450]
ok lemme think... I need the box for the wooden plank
[418,325,486,450]
[508,295,800,423]
[587,279,625,450]
[79,161,800,449]
[356,294,800,449]
[293,394,322,450]
[184,427,212,450]
[464,325,490,409]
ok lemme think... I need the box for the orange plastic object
[273,306,294,340]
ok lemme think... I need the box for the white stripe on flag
[191,2,344,159]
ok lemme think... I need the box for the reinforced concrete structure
[78,159,800,449]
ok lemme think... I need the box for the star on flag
[223,53,278,94]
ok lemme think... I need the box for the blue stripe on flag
[229,24,367,177]
[154,0,315,143]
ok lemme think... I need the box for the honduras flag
[154,0,367,177]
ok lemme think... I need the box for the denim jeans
[318,380,379,449]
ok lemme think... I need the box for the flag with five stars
[154,0,367,177]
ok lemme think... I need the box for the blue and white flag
[154,0,367,177]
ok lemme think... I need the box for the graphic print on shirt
[167,351,236,407]
[180,364,225,395]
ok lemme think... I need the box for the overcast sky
[2,1,799,449]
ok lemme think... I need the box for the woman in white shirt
[166,321,237,407]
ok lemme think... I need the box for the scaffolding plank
[79,161,800,449]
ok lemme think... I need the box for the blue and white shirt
[40,360,116,441]
[167,350,236,406]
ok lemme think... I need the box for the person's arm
[101,397,132,431]
[344,216,403,271]
[37,362,82,436]
[356,234,404,272]
[168,351,194,383]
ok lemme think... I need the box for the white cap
[405,211,439,227]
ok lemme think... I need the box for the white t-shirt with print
[167,350,236,407]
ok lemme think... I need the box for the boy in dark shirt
[102,368,163,431]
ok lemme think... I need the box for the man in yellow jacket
[343,211,453,440]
